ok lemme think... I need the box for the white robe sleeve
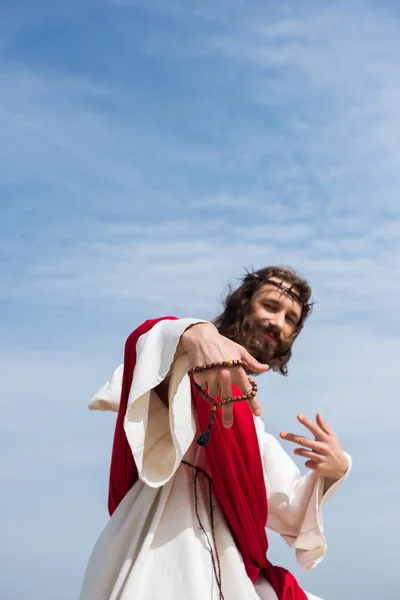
[88,318,212,487]
[255,417,352,571]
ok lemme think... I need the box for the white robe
[80,318,351,600]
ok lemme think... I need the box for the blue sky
[1,1,400,598]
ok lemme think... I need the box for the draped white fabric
[80,318,351,600]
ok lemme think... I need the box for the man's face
[251,278,302,354]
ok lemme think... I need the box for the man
[80,265,351,600]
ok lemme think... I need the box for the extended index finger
[316,412,334,435]
[297,414,327,439]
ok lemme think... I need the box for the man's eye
[263,303,275,310]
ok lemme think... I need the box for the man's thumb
[242,350,269,373]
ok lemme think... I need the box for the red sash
[109,317,307,600]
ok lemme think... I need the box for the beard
[219,314,294,374]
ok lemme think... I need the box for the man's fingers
[297,414,326,439]
[231,367,261,417]
[248,395,262,417]
[305,460,318,470]
[316,412,334,435]
[294,448,323,461]
[233,368,255,395]
[241,349,269,374]
[219,369,234,427]
[193,360,264,426]
[207,379,220,398]
[222,404,234,428]
[280,432,329,453]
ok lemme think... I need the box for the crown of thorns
[243,272,312,315]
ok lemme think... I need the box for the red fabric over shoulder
[108,316,178,515]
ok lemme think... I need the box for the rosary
[188,359,257,446]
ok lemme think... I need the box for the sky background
[1,0,400,598]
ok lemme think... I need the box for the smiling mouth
[264,331,279,342]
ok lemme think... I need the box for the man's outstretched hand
[280,413,348,488]
[179,323,269,427]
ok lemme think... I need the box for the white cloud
[3,214,395,333]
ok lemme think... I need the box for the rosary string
[182,461,224,600]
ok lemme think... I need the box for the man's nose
[269,312,284,331]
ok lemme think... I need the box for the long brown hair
[213,266,313,375]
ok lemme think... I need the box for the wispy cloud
[3,3,400,327]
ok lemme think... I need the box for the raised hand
[180,323,269,427]
[280,413,348,483]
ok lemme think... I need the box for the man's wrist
[323,465,348,493]
[181,322,216,349]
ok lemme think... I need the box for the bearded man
[80,266,351,600]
